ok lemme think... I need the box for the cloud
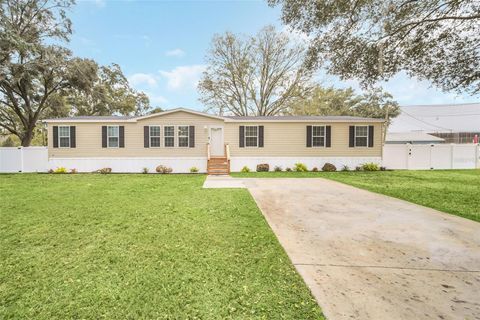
[159,65,206,91]
[165,48,186,57]
[129,65,208,107]
[380,73,467,105]
[147,93,168,105]
[315,70,475,106]
[281,25,311,43]
[93,0,106,8]
[128,74,167,107]
[128,73,158,88]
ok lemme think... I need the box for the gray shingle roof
[43,108,384,122]
[44,115,136,121]
[386,132,445,142]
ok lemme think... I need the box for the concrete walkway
[205,176,480,320]
[202,175,247,188]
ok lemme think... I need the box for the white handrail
[207,143,211,160]
[225,144,230,161]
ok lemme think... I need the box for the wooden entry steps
[207,157,230,175]
[207,143,231,175]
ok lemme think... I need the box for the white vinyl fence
[1,144,479,173]
[0,147,48,173]
[383,144,480,170]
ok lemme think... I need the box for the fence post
[429,144,433,170]
[450,144,454,169]
[476,144,479,169]
[406,143,411,170]
[19,146,24,173]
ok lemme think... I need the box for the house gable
[134,108,226,122]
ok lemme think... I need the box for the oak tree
[64,63,150,117]
[0,0,150,146]
[288,85,400,140]
[269,0,480,95]
[198,25,313,116]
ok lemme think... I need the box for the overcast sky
[68,0,479,110]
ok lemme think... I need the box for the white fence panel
[22,147,49,172]
[0,148,23,172]
[383,144,480,170]
[452,145,477,169]
[0,147,48,173]
[1,145,478,173]
[382,145,408,169]
[408,145,431,170]
[430,145,452,169]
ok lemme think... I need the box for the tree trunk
[20,127,34,147]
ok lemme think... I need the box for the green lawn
[0,174,323,319]
[232,170,480,222]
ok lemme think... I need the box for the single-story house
[43,108,384,173]
[385,132,445,144]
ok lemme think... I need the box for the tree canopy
[62,63,150,117]
[0,0,150,146]
[288,86,400,127]
[269,0,480,95]
[198,25,313,116]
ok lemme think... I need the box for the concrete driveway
[241,178,480,320]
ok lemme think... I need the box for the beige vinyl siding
[48,111,223,158]
[224,122,382,157]
[48,110,383,158]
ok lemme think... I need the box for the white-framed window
[164,126,175,147]
[107,125,119,148]
[178,126,189,147]
[355,125,368,147]
[245,126,258,147]
[58,126,70,148]
[312,125,325,147]
[149,126,161,148]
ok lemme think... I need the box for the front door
[210,127,224,156]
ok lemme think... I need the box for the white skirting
[229,157,382,172]
[49,156,382,173]
[49,157,208,173]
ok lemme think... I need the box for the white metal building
[386,132,445,144]
[389,103,480,144]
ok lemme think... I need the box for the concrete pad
[297,265,480,320]
[202,175,246,188]
[245,178,480,320]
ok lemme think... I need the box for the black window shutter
[306,126,312,147]
[239,126,245,148]
[326,126,331,147]
[368,125,374,147]
[144,126,149,148]
[102,126,107,148]
[189,125,195,148]
[119,126,125,148]
[349,126,355,147]
[70,126,76,148]
[53,126,58,148]
[258,126,264,147]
